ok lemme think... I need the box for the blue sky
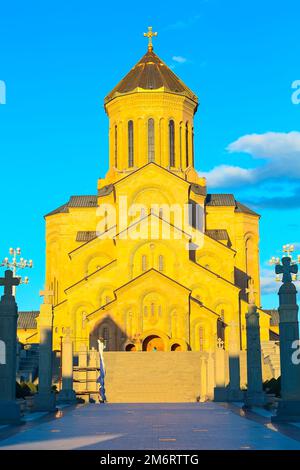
[0,0,299,311]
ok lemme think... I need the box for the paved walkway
[1,403,300,450]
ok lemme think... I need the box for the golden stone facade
[39,42,271,354]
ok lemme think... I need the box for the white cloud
[201,165,254,187]
[260,268,277,295]
[202,131,300,188]
[227,131,300,159]
[172,56,187,64]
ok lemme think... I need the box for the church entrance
[142,335,164,351]
[125,343,136,351]
[171,343,182,351]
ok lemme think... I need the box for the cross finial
[39,288,54,305]
[0,269,20,298]
[275,256,298,283]
[246,278,257,305]
[143,26,158,51]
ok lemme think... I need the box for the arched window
[199,327,205,352]
[103,327,109,341]
[103,327,110,350]
[192,126,194,167]
[169,120,175,167]
[159,208,163,218]
[128,120,134,167]
[148,118,155,162]
[158,255,164,272]
[185,122,189,167]
[114,125,118,168]
[179,124,182,168]
[141,255,147,272]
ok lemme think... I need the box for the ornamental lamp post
[269,245,299,283]
[270,244,300,422]
[0,247,33,297]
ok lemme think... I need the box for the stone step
[100,351,204,403]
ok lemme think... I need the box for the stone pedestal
[272,282,300,422]
[244,304,266,407]
[214,322,244,402]
[214,346,228,401]
[0,291,21,424]
[57,332,76,403]
[34,304,56,411]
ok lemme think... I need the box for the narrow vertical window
[185,122,189,167]
[148,118,155,162]
[158,255,164,272]
[151,303,155,316]
[199,327,204,352]
[128,120,134,167]
[114,125,118,168]
[192,126,194,167]
[103,327,109,351]
[169,120,175,167]
[141,255,147,272]
[179,124,182,169]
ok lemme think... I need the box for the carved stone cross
[0,270,20,297]
[246,278,257,305]
[275,256,298,283]
[39,288,54,304]
[217,337,224,349]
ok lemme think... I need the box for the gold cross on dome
[144,26,158,51]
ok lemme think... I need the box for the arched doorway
[142,335,164,351]
[171,343,182,351]
[125,343,136,351]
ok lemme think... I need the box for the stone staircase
[103,352,203,403]
[261,341,280,379]
[17,344,39,382]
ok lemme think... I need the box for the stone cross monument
[272,254,300,422]
[57,328,77,403]
[244,279,266,407]
[34,288,56,411]
[0,270,21,424]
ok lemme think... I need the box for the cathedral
[38,30,271,356]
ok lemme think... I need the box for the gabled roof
[205,194,260,217]
[76,231,97,242]
[113,161,191,188]
[263,309,279,326]
[45,195,98,218]
[205,229,230,243]
[105,49,198,106]
[115,268,192,294]
[205,194,236,206]
[17,311,39,329]
[113,212,192,241]
[235,201,260,217]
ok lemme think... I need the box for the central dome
[104,49,198,106]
